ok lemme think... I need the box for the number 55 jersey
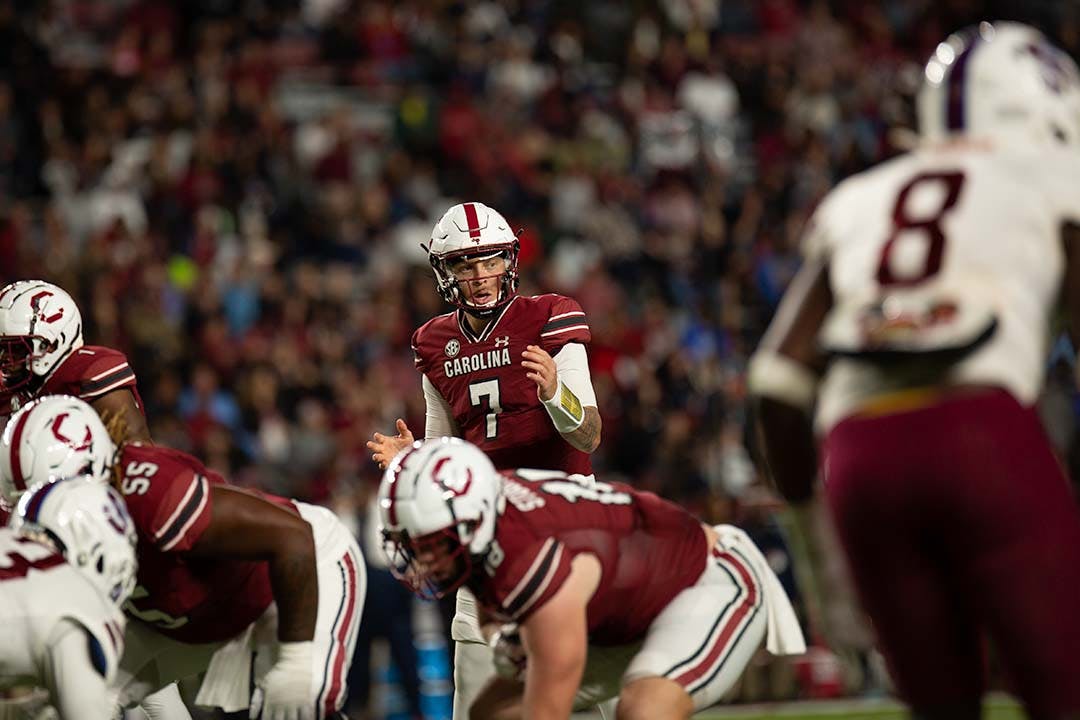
[115,443,294,644]
[803,146,1080,433]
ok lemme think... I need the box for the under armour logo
[494,336,509,348]
[51,413,93,451]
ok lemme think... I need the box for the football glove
[250,641,314,720]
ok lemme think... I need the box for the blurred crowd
[1,0,1078,707]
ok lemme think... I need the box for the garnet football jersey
[117,443,296,644]
[15,345,145,413]
[805,146,1080,432]
[412,295,592,474]
[469,470,708,646]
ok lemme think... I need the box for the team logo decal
[51,413,93,451]
[445,339,460,358]
[30,291,64,324]
[432,457,472,496]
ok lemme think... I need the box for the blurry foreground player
[1,395,364,720]
[2,480,137,720]
[750,21,1080,720]
[368,202,602,717]
[379,439,805,719]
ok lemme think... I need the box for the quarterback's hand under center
[250,641,314,720]
[490,623,527,681]
[522,345,558,401]
[367,418,415,470]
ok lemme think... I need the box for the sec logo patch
[445,339,460,358]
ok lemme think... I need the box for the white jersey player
[805,113,1080,434]
[1,480,137,720]
[750,22,1080,719]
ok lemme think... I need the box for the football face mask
[383,525,477,600]
[0,336,36,391]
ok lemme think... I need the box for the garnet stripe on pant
[674,550,760,692]
[323,550,360,716]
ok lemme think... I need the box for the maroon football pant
[822,388,1080,719]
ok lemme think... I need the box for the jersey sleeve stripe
[511,544,564,620]
[80,367,136,396]
[504,539,563,619]
[547,310,586,322]
[541,316,589,334]
[87,633,109,678]
[539,324,590,339]
[155,476,209,551]
[88,361,130,382]
[503,538,554,609]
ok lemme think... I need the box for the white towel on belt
[714,524,807,656]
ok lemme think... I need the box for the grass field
[569,694,1025,720]
[688,695,1024,720]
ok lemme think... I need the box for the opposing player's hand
[490,623,527,681]
[250,642,314,720]
[367,419,415,470]
[522,345,558,401]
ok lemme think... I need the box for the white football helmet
[0,395,116,505]
[0,280,84,393]
[378,437,502,598]
[11,479,138,607]
[424,202,520,318]
[917,21,1080,147]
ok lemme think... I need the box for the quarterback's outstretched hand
[250,641,314,720]
[522,345,558,400]
[367,419,415,470]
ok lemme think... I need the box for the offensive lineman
[0,280,149,441]
[1,395,365,720]
[749,21,1080,719]
[378,438,805,719]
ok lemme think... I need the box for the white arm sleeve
[422,374,459,438]
[42,620,114,720]
[552,343,597,408]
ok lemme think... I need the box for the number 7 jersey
[803,144,1080,432]
[412,294,592,474]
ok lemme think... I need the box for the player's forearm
[269,526,319,642]
[560,406,601,453]
[753,397,817,504]
[44,625,113,720]
[523,664,581,720]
